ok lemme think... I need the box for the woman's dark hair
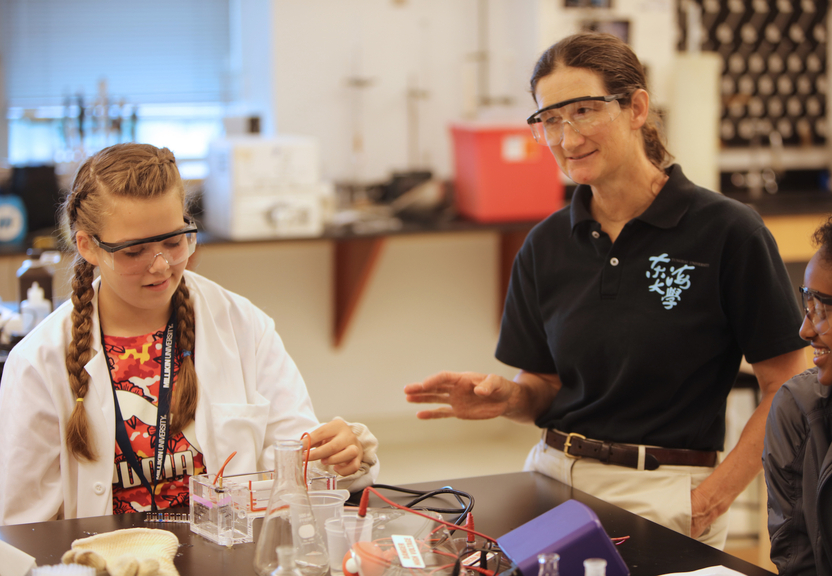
[813,217,832,265]
[530,32,672,169]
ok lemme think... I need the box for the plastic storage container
[450,122,565,223]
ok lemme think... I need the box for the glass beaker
[253,440,329,576]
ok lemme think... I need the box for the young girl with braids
[0,143,378,525]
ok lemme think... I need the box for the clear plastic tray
[189,471,274,546]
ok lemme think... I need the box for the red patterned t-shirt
[104,328,205,514]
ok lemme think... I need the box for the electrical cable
[212,451,237,488]
[300,432,312,486]
[368,483,475,526]
[357,486,497,545]
[349,486,521,576]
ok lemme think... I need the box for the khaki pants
[524,437,729,550]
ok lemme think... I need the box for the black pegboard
[677,0,828,148]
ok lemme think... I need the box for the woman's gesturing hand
[403,371,517,420]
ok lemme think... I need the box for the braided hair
[61,143,199,461]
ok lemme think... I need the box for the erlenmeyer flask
[253,440,329,576]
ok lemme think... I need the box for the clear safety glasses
[800,286,832,335]
[527,94,627,146]
[92,221,198,276]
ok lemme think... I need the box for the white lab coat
[0,270,378,525]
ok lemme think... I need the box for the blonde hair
[61,143,199,461]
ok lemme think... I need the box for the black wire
[368,483,475,526]
[442,484,469,510]
[361,484,513,573]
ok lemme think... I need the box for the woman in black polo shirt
[404,32,806,549]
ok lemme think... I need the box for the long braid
[170,278,198,433]
[64,258,98,461]
[61,143,190,461]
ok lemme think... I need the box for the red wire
[212,451,238,486]
[355,486,626,576]
[357,486,498,545]
[429,563,456,576]
[300,432,312,487]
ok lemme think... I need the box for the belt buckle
[563,432,586,459]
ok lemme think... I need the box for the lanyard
[103,311,177,512]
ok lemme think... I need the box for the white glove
[61,528,179,576]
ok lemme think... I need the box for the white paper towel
[0,538,37,576]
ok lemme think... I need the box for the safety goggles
[527,94,627,146]
[800,286,832,335]
[92,220,198,275]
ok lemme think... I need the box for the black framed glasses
[527,93,628,146]
[92,220,198,275]
[799,286,832,335]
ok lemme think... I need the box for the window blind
[1,0,230,108]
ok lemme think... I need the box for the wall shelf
[195,218,539,347]
[325,220,537,346]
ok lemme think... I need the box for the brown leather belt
[545,429,717,471]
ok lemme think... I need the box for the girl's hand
[305,419,364,476]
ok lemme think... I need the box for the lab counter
[0,472,775,576]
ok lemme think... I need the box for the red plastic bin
[450,121,564,223]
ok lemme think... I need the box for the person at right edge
[404,32,807,549]
[763,218,832,575]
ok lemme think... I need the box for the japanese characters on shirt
[646,253,707,310]
[104,330,205,514]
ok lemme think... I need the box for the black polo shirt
[496,164,806,451]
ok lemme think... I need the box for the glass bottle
[253,440,329,576]
[583,558,607,576]
[17,249,59,306]
[271,546,304,576]
[537,552,560,576]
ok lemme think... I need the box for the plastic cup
[306,489,349,536]
[325,516,350,575]
[286,489,350,543]
[342,513,374,546]
[328,513,374,576]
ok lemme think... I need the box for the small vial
[537,552,560,576]
[583,558,607,576]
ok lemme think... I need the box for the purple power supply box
[496,499,629,576]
